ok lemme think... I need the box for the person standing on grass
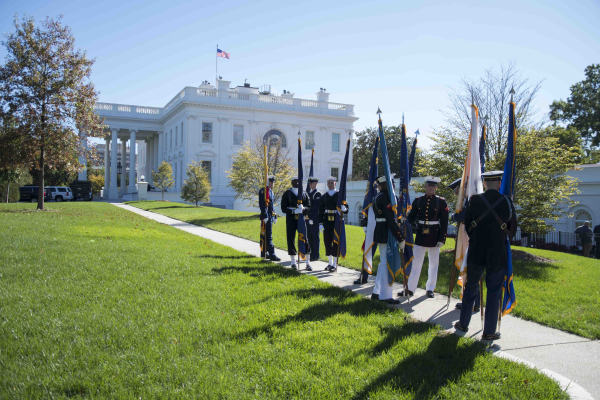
[398,177,449,299]
[594,223,600,259]
[448,178,480,313]
[575,221,594,258]
[280,177,312,271]
[319,176,348,272]
[259,175,280,261]
[454,171,517,341]
[371,175,405,304]
[306,177,321,262]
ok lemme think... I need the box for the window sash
[332,133,340,152]
[202,161,212,183]
[233,125,244,145]
[202,123,213,143]
[331,167,339,180]
[305,131,315,150]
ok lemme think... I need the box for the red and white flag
[217,48,230,59]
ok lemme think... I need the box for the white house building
[94,80,357,208]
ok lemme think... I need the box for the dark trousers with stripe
[459,265,504,335]
[286,217,311,256]
[307,222,320,259]
[323,225,338,257]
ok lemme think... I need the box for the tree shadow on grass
[198,254,256,260]
[513,260,560,281]
[212,264,300,280]
[188,215,258,226]
[353,334,483,400]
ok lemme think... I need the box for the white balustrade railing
[328,103,346,111]
[258,95,293,105]
[94,103,113,110]
[136,107,160,115]
[117,105,131,112]
[229,92,250,100]
[301,100,318,108]
[197,89,217,97]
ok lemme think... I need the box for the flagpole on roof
[215,44,218,88]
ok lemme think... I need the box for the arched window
[263,129,287,148]
[356,203,364,226]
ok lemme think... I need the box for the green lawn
[0,202,568,399]
[128,201,600,340]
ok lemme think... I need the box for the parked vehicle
[19,185,47,203]
[69,180,93,201]
[45,186,74,202]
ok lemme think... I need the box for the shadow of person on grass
[188,215,258,227]
[513,260,560,281]
[353,333,483,400]
[212,264,300,280]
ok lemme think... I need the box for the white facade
[550,163,600,232]
[94,80,357,206]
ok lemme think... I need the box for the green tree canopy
[152,161,174,201]
[550,64,600,148]
[181,162,211,207]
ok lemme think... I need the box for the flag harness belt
[468,195,512,237]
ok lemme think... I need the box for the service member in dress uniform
[371,175,405,304]
[259,175,281,261]
[454,171,517,340]
[399,176,449,298]
[319,176,348,272]
[448,178,479,312]
[280,177,313,271]
[306,177,321,262]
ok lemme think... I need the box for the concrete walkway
[114,203,597,400]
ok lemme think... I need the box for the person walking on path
[371,176,405,304]
[454,171,517,341]
[575,221,594,258]
[399,177,449,299]
[280,177,312,270]
[594,223,600,259]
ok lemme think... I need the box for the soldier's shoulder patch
[378,208,382,215]
[386,204,392,209]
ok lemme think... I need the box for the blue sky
[1,0,599,148]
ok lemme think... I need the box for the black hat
[482,171,504,182]
[448,178,461,190]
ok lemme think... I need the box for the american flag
[217,48,230,59]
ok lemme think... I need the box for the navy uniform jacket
[465,189,517,272]
[308,189,321,223]
[407,195,449,247]
[372,190,404,244]
[319,191,347,227]
[258,187,274,219]
[280,189,310,220]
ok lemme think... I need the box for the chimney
[316,87,329,102]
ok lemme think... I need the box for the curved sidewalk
[114,203,597,400]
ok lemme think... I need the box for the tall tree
[0,15,104,210]
[352,125,421,181]
[227,135,294,206]
[444,61,544,159]
[549,64,600,149]
[180,161,211,207]
[152,161,174,201]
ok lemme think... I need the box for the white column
[128,130,137,193]
[157,130,163,168]
[120,139,127,194]
[146,138,152,185]
[78,132,88,181]
[104,135,110,199]
[109,129,119,199]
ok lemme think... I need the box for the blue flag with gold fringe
[500,101,517,316]
[399,124,414,279]
[377,109,402,286]
[297,138,308,260]
[334,139,350,259]
[408,136,417,181]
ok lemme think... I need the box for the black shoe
[426,291,434,298]
[454,322,468,332]
[268,255,281,261]
[310,256,319,262]
[371,293,379,300]
[353,278,368,285]
[397,290,413,297]
[473,306,480,313]
[291,264,298,270]
[384,298,400,305]
[324,264,333,271]
[305,265,313,271]
[455,303,462,310]
[329,266,337,273]
[482,332,501,340]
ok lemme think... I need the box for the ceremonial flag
[500,100,517,316]
[455,105,484,281]
[479,125,486,174]
[361,137,379,274]
[377,109,402,286]
[399,124,414,279]
[408,135,417,181]
[305,149,314,193]
[297,138,308,260]
[334,139,350,259]
[259,145,269,256]
[217,48,230,59]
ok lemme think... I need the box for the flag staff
[215,44,218,87]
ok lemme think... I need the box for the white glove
[319,224,324,233]
[309,220,314,225]
[362,227,367,234]
[399,240,406,250]
[399,216,408,223]
[262,217,269,223]
[272,217,277,224]
[296,205,304,214]
[341,205,348,212]
[436,241,444,248]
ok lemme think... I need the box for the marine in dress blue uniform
[454,171,518,340]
